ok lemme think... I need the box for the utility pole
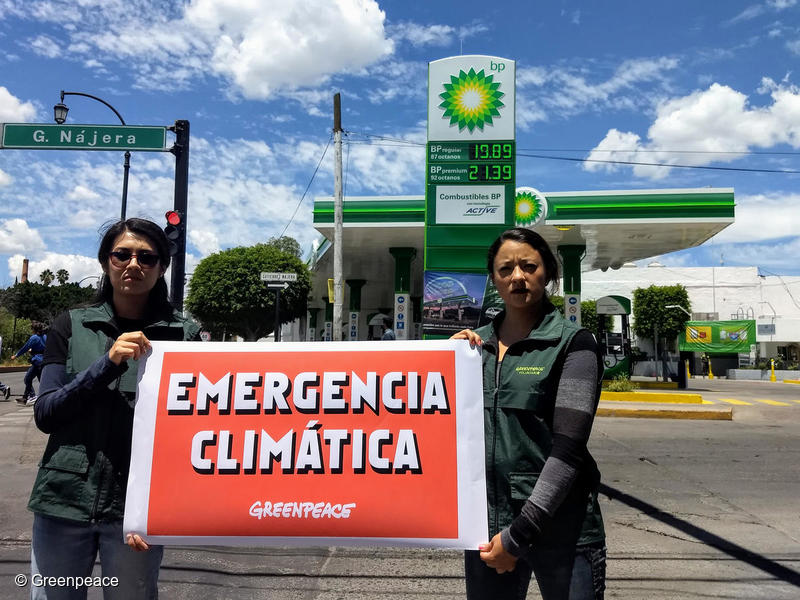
[332,94,344,341]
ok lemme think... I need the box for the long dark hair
[95,218,173,316]
[486,227,560,295]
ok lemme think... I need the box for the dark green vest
[28,303,199,522]
[474,304,605,546]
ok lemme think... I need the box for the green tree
[56,269,70,285]
[185,241,311,340]
[0,306,30,360]
[266,236,302,259]
[39,269,55,286]
[3,281,96,325]
[632,284,691,346]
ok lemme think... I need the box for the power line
[279,134,332,239]
[345,131,800,173]
[516,152,800,174]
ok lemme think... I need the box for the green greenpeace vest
[474,302,605,546]
[28,303,199,523]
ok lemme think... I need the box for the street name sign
[260,272,298,282]
[1,123,168,151]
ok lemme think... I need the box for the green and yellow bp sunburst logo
[438,68,504,132]
[515,188,547,227]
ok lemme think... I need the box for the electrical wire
[344,130,800,174]
[279,134,332,239]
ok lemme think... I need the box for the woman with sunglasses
[27,218,199,599]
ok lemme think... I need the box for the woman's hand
[126,533,150,552]
[108,331,151,365]
[479,532,518,574]
[450,329,483,347]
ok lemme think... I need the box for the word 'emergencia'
[167,370,451,415]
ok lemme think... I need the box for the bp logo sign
[438,68,505,132]
[514,187,547,227]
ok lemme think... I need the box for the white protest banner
[124,340,487,548]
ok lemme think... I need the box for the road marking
[719,398,752,406]
[754,398,792,407]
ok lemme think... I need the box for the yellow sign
[686,325,712,342]
[327,278,334,300]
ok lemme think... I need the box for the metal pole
[653,323,659,381]
[274,288,281,342]
[170,120,190,310]
[121,151,130,220]
[332,94,344,341]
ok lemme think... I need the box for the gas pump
[595,295,633,379]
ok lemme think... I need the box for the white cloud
[67,185,102,202]
[0,86,37,122]
[0,219,46,254]
[0,169,11,187]
[387,22,488,48]
[585,79,800,179]
[515,57,678,129]
[189,229,220,256]
[7,0,394,101]
[714,192,800,243]
[29,34,60,57]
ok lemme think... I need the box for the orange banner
[125,340,487,548]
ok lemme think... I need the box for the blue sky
[1,0,799,288]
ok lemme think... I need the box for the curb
[784,379,800,385]
[0,366,27,373]
[597,402,732,420]
[600,391,703,404]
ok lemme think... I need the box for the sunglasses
[109,250,161,269]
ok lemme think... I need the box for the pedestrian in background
[380,317,396,340]
[451,227,606,599]
[14,321,47,404]
[0,334,10,400]
[27,218,200,599]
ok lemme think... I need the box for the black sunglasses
[109,250,161,268]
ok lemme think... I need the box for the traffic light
[164,210,183,256]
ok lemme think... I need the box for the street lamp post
[54,90,131,221]
[665,304,692,318]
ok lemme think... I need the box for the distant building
[577,264,800,363]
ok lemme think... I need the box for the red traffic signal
[165,210,181,226]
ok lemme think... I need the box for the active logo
[438,68,505,133]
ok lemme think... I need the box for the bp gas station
[307,55,736,376]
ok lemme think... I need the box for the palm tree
[56,269,70,285]
[39,269,55,286]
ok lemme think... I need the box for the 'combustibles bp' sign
[426,56,515,227]
[124,340,488,548]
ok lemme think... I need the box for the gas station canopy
[311,187,734,310]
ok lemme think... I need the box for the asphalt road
[0,372,798,599]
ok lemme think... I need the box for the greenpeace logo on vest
[515,366,544,376]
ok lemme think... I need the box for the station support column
[346,279,366,341]
[558,245,585,326]
[389,248,416,340]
